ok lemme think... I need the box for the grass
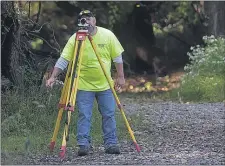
[1,108,137,152]
[1,85,139,164]
[166,75,225,103]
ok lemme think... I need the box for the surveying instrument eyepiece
[78,18,89,27]
[49,27,141,160]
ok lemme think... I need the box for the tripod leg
[59,39,86,159]
[49,37,80,152]
[50,33,83,152]
[88,36,140,152]
[59,110,71,160]
[63,40,80,110]
[58,61,73,108]
[49,108,63,152]
[49,62,73,152]
[69,40,86,107]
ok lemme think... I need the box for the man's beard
[87,25,95,34]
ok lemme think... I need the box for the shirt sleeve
[60,33,76,61]
[109,31,124,60]
[113,54,123,63]
[55,57,69,70]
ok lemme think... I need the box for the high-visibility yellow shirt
[60,26,124,91]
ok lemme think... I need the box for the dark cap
[78,10,94,19]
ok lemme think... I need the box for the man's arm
[108,31,125,90]
[113,54,125,91]
[46,33,75,88]
[113,54,124,77]
[114,63,125,78]
[49,67,63,79]
[113,55,124,77]
[46,57,69,87]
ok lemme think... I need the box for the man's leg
[96,89,120,154]
[76,90,95,155]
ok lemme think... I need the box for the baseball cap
[78,10,94,19]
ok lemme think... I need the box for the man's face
[82,16,96,26]
[81,16,96,32]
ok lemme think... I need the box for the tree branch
[27,32,60,53]
[28,1,31,18]
[31,1,41,31]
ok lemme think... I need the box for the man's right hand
[46,77,56,88]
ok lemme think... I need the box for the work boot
[105,145,120,154]
[78,145,89,156]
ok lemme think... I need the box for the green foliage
[22,2,41,18]
[69,1,135,30]
[153,1,199,35]
[166,1,199,25]
[1,85,62,137]
[30,38,43,50]
[177,35,225,102]
[106,2,135,30]
[184,36,225,76]
[21,65,43,87]
[178,75,224,102]
[107,2,119,30]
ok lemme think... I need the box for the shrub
[179,35,225,102]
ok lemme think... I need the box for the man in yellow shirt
[46,10,125,156]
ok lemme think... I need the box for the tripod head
[77,18,89,29]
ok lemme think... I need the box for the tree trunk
[1,1,23,87]
[204,1,225,37]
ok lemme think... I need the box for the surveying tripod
[49,29,140,159]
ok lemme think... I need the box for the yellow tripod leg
[59,110,71,160]
[70,40,86,108]
[64,40,80,111]
[49,37,79,152]
[58,62,73,108]
[88,36,140,152]
[49,62,73,152]
[59,38,86,160]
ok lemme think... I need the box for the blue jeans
[76,89,118,147]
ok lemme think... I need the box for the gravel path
[20,98,225,165]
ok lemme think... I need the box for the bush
[179,35,225,102]
[184,35,225,76]
[179,75,224,102]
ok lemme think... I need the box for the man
[46,10,125,156]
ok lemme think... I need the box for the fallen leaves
[114,71,184,93]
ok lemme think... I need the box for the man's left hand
[115,76,125,92]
